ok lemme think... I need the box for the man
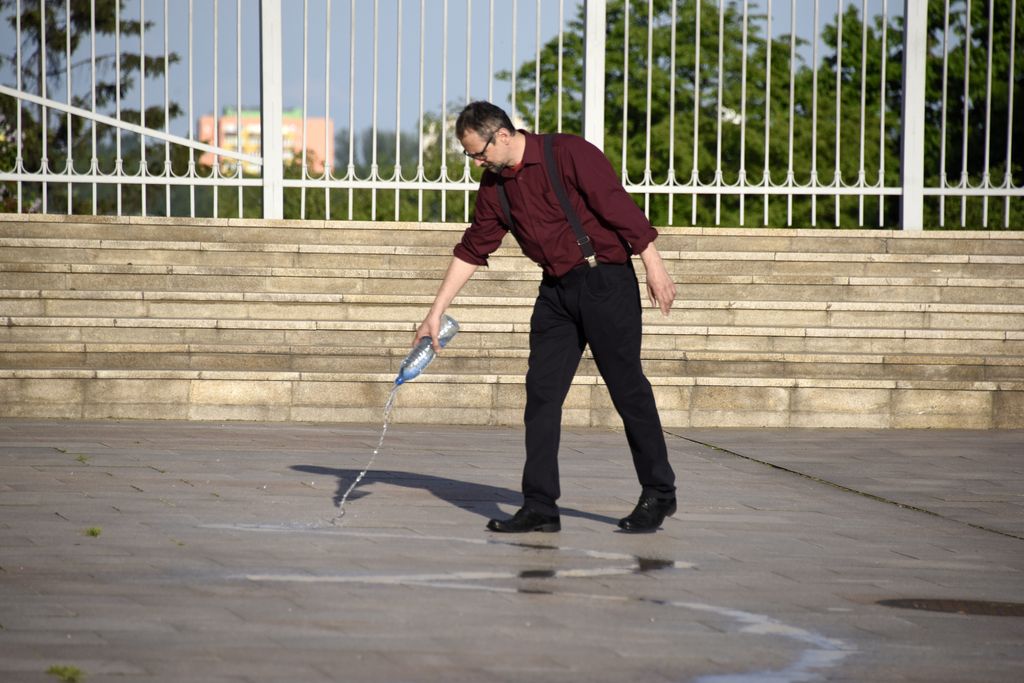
[414,101,677,533]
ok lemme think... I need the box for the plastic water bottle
[394,314,460,385]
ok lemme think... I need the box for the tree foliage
[0,0,182,213]
[3,0,1020,228]
[508,0,1022,229]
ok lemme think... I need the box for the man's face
[460,128,506,173]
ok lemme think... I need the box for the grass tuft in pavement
[47,665,84,682]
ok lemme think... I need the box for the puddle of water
[877,598,1024,617]
[507,541,559,551]
[213,525,695,575]
[636,557,676,573]
[519,569,557,579]
[691,647,850,683]
[242,558,686,586]
[238,569,854,683]
[207,524,850,682]
[681,600,855,683]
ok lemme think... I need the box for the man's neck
[508,132,527,167]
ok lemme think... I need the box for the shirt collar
[498,130,541,178]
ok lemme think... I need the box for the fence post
[899,0,928,231]
[260,0,284,220]
[583,0,607,151]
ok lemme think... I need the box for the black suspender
[542,135,598,268]
[495,178,514,238]
[493,134,599,268]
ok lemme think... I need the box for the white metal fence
[0,0,1020,228]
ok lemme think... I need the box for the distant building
[198,108,334,175]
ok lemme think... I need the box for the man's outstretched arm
[414,256,479,350]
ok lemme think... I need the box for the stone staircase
[1,213,1022,427]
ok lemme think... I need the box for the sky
[0,0,901,143]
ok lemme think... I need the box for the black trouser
[521,261,676,516]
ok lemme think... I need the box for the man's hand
[413,315,443,352]
[639,243,676,316]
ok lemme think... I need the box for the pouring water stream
[329,384,400,525]
[328,315,459,526]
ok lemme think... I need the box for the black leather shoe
[618,495,677,533]
[487,508,561,533]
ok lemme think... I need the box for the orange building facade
[198,109,334,175]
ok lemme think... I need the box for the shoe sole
[486,522,561,533]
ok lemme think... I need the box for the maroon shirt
[453,131,658,278]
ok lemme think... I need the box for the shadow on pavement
[291,465,621,526]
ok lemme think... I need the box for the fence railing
[0,0,1020,228]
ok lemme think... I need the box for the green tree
[923,0,1024,228]
[804,3,904,228]
[0,0,182,213]
[506,0,1022,229]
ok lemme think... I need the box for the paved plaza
[1,418,1022,682]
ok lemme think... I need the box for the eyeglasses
[462,132,495,160]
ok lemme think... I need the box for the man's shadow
[291,465,620,526]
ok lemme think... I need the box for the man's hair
[455,101,515,140]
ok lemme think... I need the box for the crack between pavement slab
[665,430,1024,542]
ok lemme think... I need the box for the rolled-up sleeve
[561,137,658,255]
[453,179,509,266]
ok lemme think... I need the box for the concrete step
[673,254,1024,279]
[2,262,1022,305]
[2,214,1022,427]
[2,367,1021,428]
[7,231,1024,262]
[0,217,465,248]
[4,289,1023,331]
[7,215,1024,256]
[658,231,1024,257]
[3,342,1021,383]
[5,248,1022,280]
[5,318,1021,360]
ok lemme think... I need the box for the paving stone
[1,420,1022,681]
